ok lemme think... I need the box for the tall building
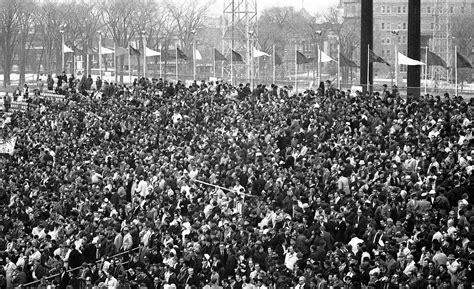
[340,0,473,82]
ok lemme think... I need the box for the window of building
[431,23,434,30]
[398,36,401,43]
[400,65,407,72]
[427,6,431,14]
[450,6,454,13]
[398,6,401,13]
[403,36,407,44]
[402,6,406,13]
[461,6,465,13]
[382,38,385,44]
[386,6,390,13]
[382,23,385,30]
[382,6,385,13]
[386,50,391,56]
[402,23,407,30]
[386,38,390,44]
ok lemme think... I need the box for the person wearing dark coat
[57,266,70,289]
[68,244,84,272]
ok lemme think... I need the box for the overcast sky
[208,0,340,17]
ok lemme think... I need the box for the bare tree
[17,0,36,84]
[0,0,22,87]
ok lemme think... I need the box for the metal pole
[337,43,341,90]
[317,44,321,86]
[175,46,178,81]
[61,32,65,72]
[272,45,276,84]
[455,45,458,96]
[367,44,370,93]
[114,42,117,83]
[395,41,398,87]
[230,49,233,85]
[128,42,131,83]
[99,33,102,80]
[295,42,297,93]
[193,39,196,81]
[143,36,146,79]
[424,46,428,95]
[213,47,216,79]
[86,54,89,77]
[159,46,162,80]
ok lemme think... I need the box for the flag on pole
[129,46,141,56]
[318,49,335,63]
[145,47,161,57]
[100,47,114,55]
[369,49,390,66]
[63,44,74,53]
[274,52,282,66]
[296,51,310,64]
[176,47,188,60]
[231,50,244,62]
[397,52,425,66]
[456,52,472,68]
[115,46,128,57]
[214,48,227,61]
[421,50,447,68]
[339,53,358,67]
[253,47,270,58]
[195,49,202,60]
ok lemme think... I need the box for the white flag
[145,47,160,57]
[63,44,74,53]
[253,47,270,58]
[195,49,202,60]
[100,47,114,55]
[319,49,335,63]
[398,52,425,66]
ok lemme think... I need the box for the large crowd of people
[0,73,473,289]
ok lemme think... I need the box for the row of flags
[64,43,472,69]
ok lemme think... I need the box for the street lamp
[249,30,255,88]
[315,30,322,85]
[391,30,399,87]
[60,24,67,73]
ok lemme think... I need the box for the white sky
[208,0,340,17]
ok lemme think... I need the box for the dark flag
[369,48,390,66]
[274,52,282,66]
[231,50,244,62]
[296,51,310,64]
[421,50,447,68]
[339,53,359,67]
[457,52,472,69]
[214,48,227,61]
[177,47,188,60]
[129,46,140,56]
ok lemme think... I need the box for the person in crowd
[0,75,473,288]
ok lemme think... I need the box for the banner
[339,53,358,67]
[398,52,425,66]
[214,48,227,61]
[369,49,390,66]
[195,49,202,60]
[296,51,310,64]
[457,52,473,69]
[115,46,128,57]
[0,136,17,155]
[421,50,447,68]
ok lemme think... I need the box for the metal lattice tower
[430,0,451,81]
[222,0,258,83]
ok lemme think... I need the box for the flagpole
[193,40,196,81]
[128,42,131,84]
[317,44,321,86]
[230,49,233,85]
[424,46,428,95]
[143,38,146,79]
[99,33,102,80]
[175,46,178,82]
[367,44,370,93]
[337,43,341,90]
[73,53,75,76]
[455,45,458,96]
[395,41,398,88]
[295,42,297,93]
[213,48,216,79]
[86,53,89,77]
[157,46,161,80]
[272,45,276,84]
[114,42,117,83]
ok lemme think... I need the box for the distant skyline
[208,0,340,17]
